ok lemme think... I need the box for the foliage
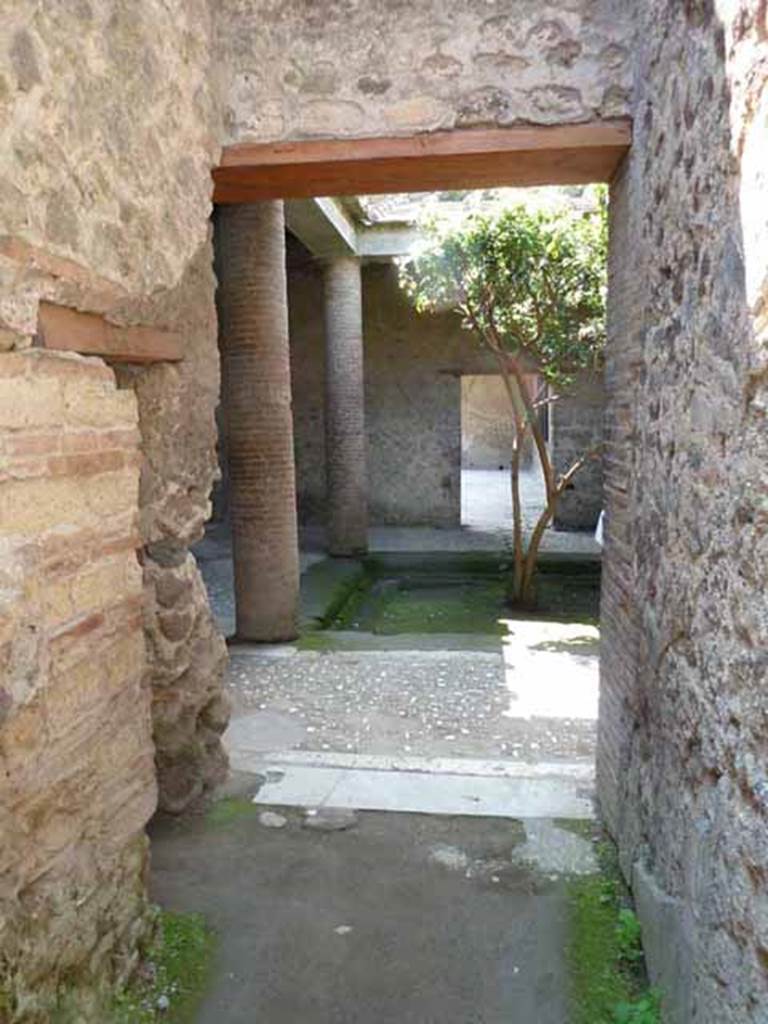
[400,190,607,389]
[110,910,214,1024]
[616,908,644,963]
[567,832,661,1024]
[614,991,662,1024]
[398,189,607,606]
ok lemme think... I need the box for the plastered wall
[214,0,632,143]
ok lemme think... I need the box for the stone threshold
[240,753,595,820]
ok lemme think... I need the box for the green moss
[374,580,508,635]
[296,631,343,652]
[566,833,661,1024]
[322,559,601,635]
[318,568,372,628]
[553,818,597,842]
[568,875,632,1022]
[205,796,259,827]
[504,571,602,624]
[110,910,214,1024]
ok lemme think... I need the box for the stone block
[0,377,63,428]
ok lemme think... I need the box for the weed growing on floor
[567,834,661,1024]
[110,910,214,1023]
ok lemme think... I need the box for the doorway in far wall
[460,373,546,533]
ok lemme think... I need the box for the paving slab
[248,762,594,819]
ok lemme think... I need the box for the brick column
[323,256,368,555]
[215,202,299,641]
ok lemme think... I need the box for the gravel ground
[228,648,596,763]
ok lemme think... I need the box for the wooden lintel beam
[213,120,631,203]
[37,302,182,364]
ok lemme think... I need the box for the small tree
[400,196,607,607]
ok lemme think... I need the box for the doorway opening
[197,170,607,805]
[160,123,631,1022]
[460,373,548,534]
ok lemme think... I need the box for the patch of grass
[567,834,661,1024]
[110,910,214,1024]
[613,990,662,1023]
[616,907,644,964]
[205,796,258,827]
[324,559,601,635]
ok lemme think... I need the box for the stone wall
[0,350,155,1019]
[214,0,632,143]
[598,3,768,1021]
[550,370,604,530]
[289,256,499,527]
[115,239,229,814]
[290,257,604,530]
[0,1,225,1015]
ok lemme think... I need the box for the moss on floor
[566,832,661,1024]
[373,580,508,635]
[503,571,601,624]
[295,630,345,652]
[318,566,376,630]
[204,796,260,828]
[318,558,602,638]
[552,818,596,842]
[110,910,214,1024]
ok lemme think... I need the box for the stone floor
[156,528,602,1021]
[461,465,544,531]
[151,806,595,1024]
[227,637,598,764]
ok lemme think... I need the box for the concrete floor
[151,805,588,1024]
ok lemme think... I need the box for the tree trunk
[509,423,524,603]
[495,357,527,602]
[500,358,563,608]
[477,336,595,609]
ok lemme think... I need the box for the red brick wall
[0,349,156,1018]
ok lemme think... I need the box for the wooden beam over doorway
[213,120,631,203]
